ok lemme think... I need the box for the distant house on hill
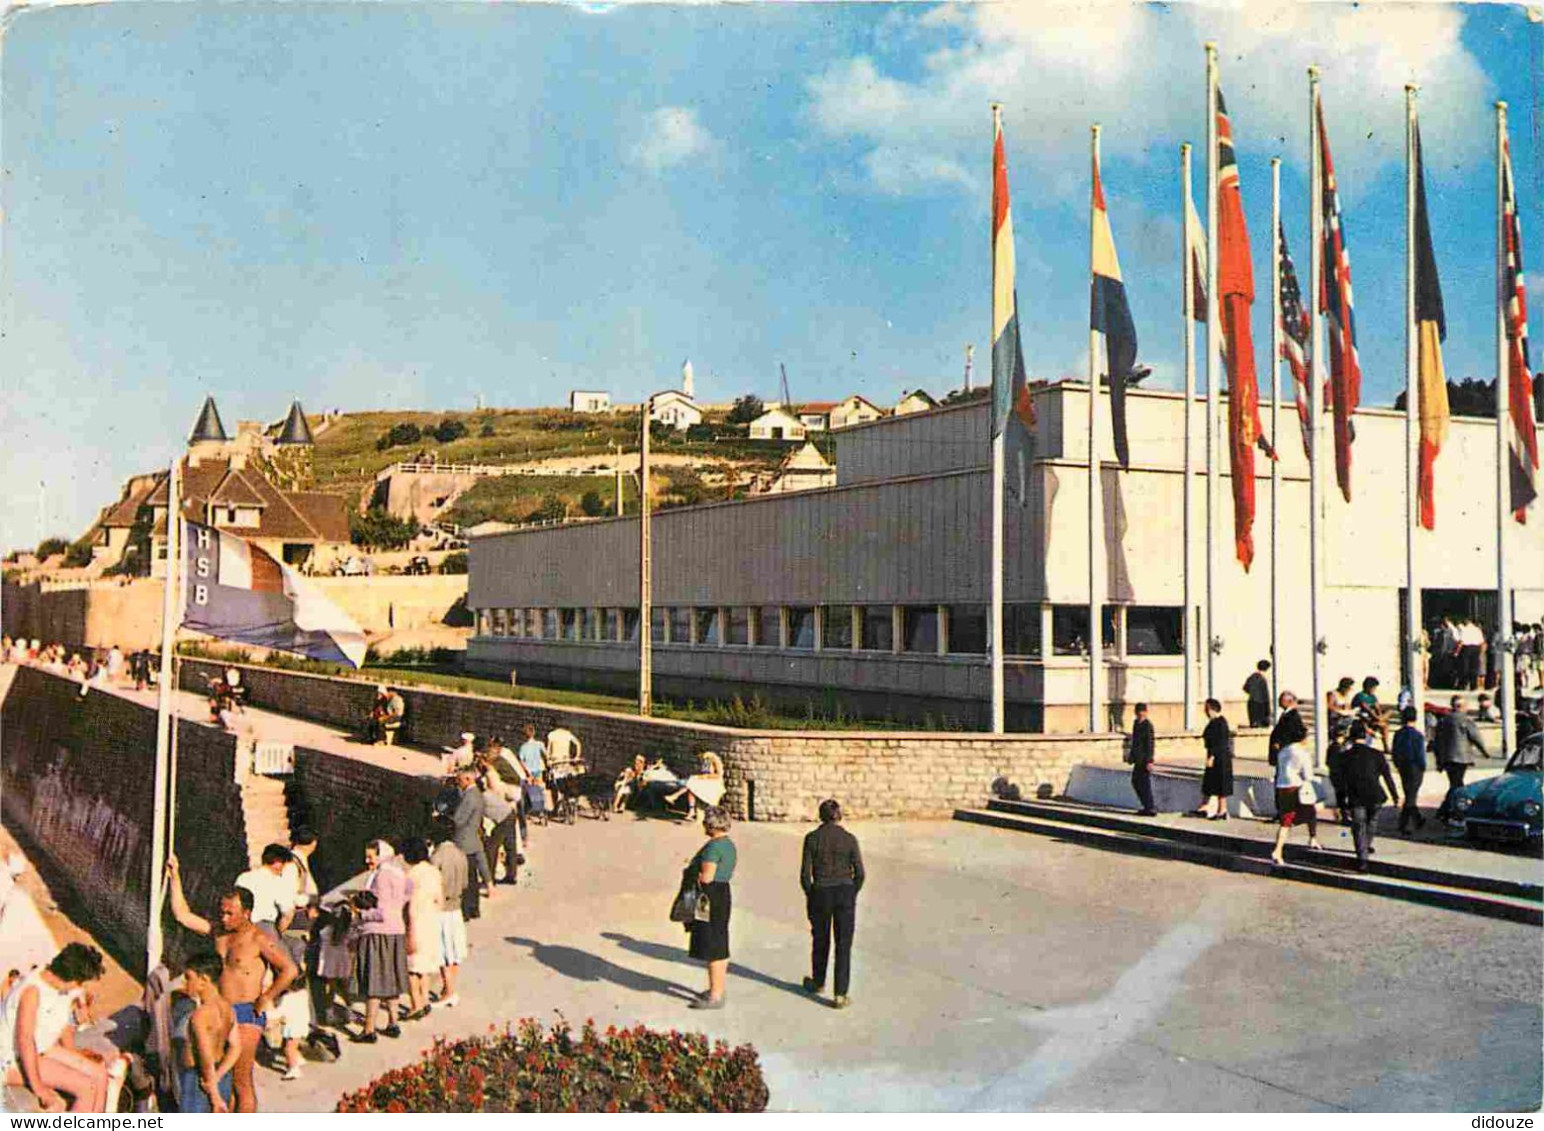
[796,402,836,432]
[748,405,807,441]
[828,394,884,430]
[894,389,938,416]
[762,441,836,495]
[569,390,612,413]
[649,390,702,431]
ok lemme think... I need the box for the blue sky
[2,1,1538,548]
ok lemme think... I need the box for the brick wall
[181,660,1134,822]
[0,666,249,976]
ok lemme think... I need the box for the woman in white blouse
[1270,713,1325,866]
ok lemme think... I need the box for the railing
[253,742,296,775]
[376,461,621,481]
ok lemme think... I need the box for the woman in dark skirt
[1194,698,1235,820]
[686,806,736,1010]
[349,839,412,1043]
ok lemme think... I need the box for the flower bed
[336,1019,770,1113]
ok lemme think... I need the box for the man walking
[1433,696,1486,821]
[1128,702,1157,816]
[1390,706,1427,834]
[1243,661,1272,728]
[800,799,865,1009]
[1341,720,1400,872]
[452,767,494,900]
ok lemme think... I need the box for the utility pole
[639,398,653,715]
[963,344,975,393]
[611,441,624,516]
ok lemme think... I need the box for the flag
[1413,118,1449,531]
[1502,128,1539,521]
[1092,150,1139,468]
[1185,178,1208,322]
[1216,87,1271,572]
[1278,223,1313,458]
[992,110,1034,500]
[182,521,368,668]
[1317,95,1361,502]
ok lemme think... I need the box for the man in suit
[1390,706,1428,834]
[1128,702,1157,817]
[1433,696,1487,821]
[1341,720,1399,872]
[1243,661,1272,728]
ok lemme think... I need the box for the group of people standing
[0,637,156,696]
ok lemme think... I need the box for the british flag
[1502,129,1539,522]
[1277,223,1312,459]
[1318,93,1360,502]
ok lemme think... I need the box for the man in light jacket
[1433,696,1486,821]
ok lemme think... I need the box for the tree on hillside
[580,489,608,517]
[375,422,423,451]
[35,536,69,558]
[349,507,417,550]
[62,538,94,568]
[727,395,765,425]
[433,418,468,443]
[526,494,567,524]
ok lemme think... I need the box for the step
[954,807,1542,926]
[986,798,1543,903]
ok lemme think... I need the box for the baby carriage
[550,772,615,822]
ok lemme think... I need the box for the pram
[549,771,614,823]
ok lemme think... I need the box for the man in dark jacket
[1268,691,1302,768]
[1341,720,1399,871]
[1243,661,1272,728]
[1390,706,1427,834]
[800,799,865,1009]
[1433,696,1487,821]
[1128,702,1157,816]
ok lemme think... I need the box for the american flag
[1502,130,1539,522]
[1317,94,1360,502]
[1278,223,1312,459]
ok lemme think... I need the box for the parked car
[1451,733,1542,849]
[405,555,431,575]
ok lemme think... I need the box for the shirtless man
[166,855,297,1113]
[177,952,240,1113]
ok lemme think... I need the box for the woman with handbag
[684,807,736,1010]
[1269,712,1325,866]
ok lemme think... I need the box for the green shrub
[350,507,417,550]
[579,490,607,517]
[62,538,95,568]
[337,1019,769,1113]
[434,418,468,443]
[35,536,70,558]
[440,551,468,574]
[376,422,423,451]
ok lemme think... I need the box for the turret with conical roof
[276,400,315,445]
[190,396,229,443]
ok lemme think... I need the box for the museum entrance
[1399,588,1498,691]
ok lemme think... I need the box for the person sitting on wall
[664,752,725,820]
[634,758,684,815]
[613,755,647,813]
[366,685,405,746]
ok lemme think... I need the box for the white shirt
[237,866,297,925]
[1274,742,1314,791]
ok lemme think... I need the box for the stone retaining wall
[0,666,249,975]
[179,659,1135,821]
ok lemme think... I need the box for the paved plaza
[252,811,1539,1113]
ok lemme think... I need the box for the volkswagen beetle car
[1452,733,1542,848]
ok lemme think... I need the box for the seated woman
[664,753,725,820]
[1,944,124,1113]
[633,759,683,814]
[613,755,647,813]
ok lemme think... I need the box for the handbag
[669,867,714,924]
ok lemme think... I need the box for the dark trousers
[1395,765,1425,831]
[808,884,856,997]
[1437,764,1469,818]
[1247,701,1271,728]
[1459,646,1481,690]
[1131,762,1155,812]
[483,814,519,884]
[1350,803,1380,865]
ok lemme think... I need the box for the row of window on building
[473,603,1186,658]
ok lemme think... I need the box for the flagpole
[1404,83,1424,744]
[1204,42,1220,704]
[639,396,653,716]
[1496,100,1514,759]
[990,102,1007,736]
[1181,142,1197,733]
[146,457,182,979]
[1270,157,1282,713]
[1308,65,1328,770]
[1087,125,1105,733]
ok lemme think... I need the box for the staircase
[240,773,290,866]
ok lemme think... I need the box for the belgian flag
[1413,119,1449,531]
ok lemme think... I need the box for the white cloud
[804,2,1493,201]
[630,106,715,173]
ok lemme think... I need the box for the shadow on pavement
[600,932,808,999]
[504,937,699,1002]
